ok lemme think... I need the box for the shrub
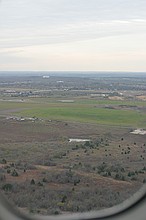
[30,179,35,185]
[11,169,19,177]
[38,182,43,186]
[84,141,90,147]
[97,164,107,173]
[61,195,67,203]
[1,159,7,164]
[2,183,13,191]
[74,179,80,186]
[7,169,11,174]
[0,174,6,181]
[42,178,47,183]
[54,210,60,215]
[128,171,135,177]
[114,173,125,181]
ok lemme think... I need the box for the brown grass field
[0,116,145,215]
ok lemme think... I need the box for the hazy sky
[0,0,146,72]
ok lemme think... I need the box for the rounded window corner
[0,184,146,220]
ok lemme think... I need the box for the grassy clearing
[0,101,38,110]
[19,106,146,127]
[0,98,146,128]
[1,97,146,127]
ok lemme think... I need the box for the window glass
[0,0,146,216]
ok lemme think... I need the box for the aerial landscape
[0,0,146,217]
[0,72,146,215]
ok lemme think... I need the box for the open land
[0,73,146,215]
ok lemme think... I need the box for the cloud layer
[0,0,146,71]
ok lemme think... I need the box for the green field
[3,98,143,127]
[19,107,145,127]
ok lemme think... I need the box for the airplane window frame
[0,1,146,220]
[0,184,145,220]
